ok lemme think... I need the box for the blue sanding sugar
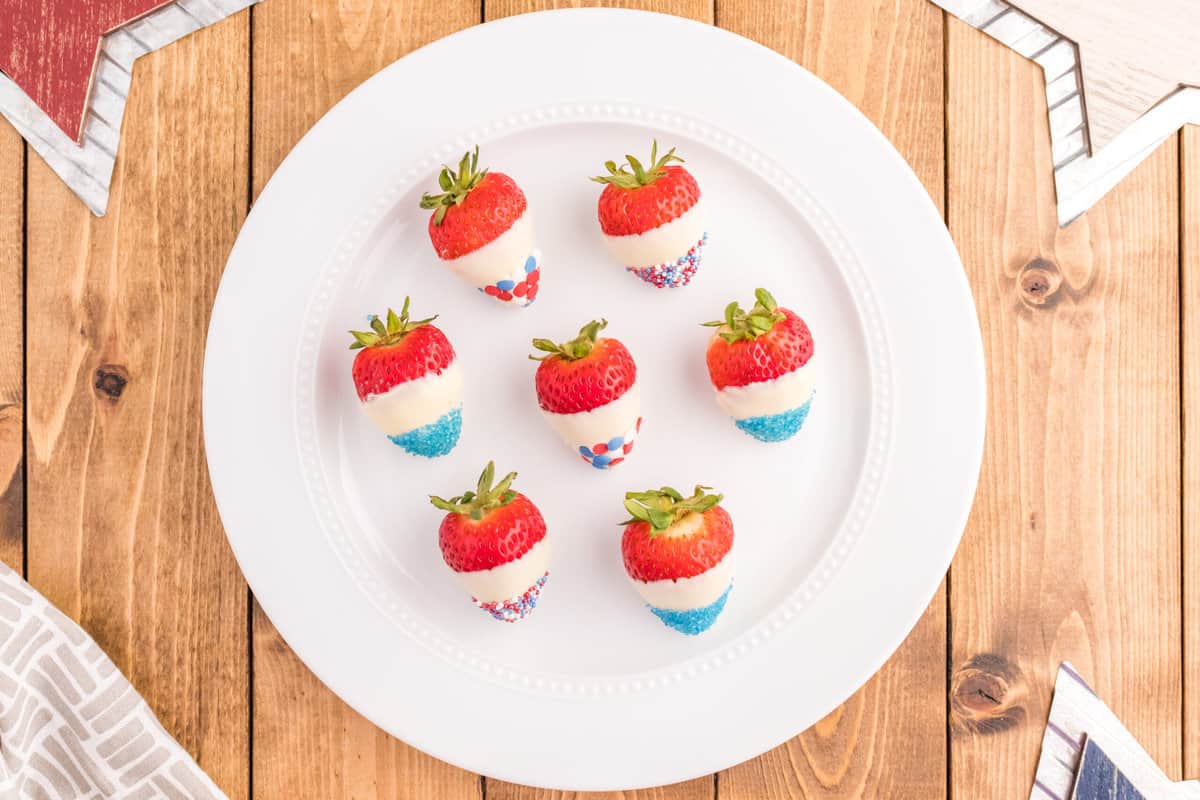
[388,407,462,457]
[648,583,732,635]
[734,394,813,443]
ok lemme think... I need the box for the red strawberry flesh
[535,338,636,414]
[351,324,455,401]
[439,493,546,573]
[598,165,700,237]
[622,505,733,582]
[428,172,527,260]
[706,308,813,390]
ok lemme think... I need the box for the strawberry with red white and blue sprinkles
[431,462,551,623]
[703,289,815,443]
[531,319,643,470]
[592,141,707,289]
[480,252,541,305]
[620,485,733,635]
[349,298,462,457]
[421,146,542,307]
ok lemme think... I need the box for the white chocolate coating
[453,537,550,604]
[440,211,536,288]
[539,381,641,449]
[361,361,462,434]
[713,358,815,420]
[601,202,705,267]
[631,555,733,611]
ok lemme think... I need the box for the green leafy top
[347,297,437,350]
[701,288,785,344]
[419,146,488,225]
[530,319,607,362]
[620,485,723,536]
[429,461,519,521]
[590,140,684,190]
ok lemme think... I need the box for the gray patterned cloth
[0,562,227,799]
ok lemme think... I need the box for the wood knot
[950,653,1026,737]
[1019,258,1062,307]
[94,365,129,401]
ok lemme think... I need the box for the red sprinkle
[593,442,608,455]
[484,285,500,297]
[513,282,528,297]
[499,291,513,301]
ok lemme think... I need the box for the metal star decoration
[935,0,1200,225]
[0,0,260,215]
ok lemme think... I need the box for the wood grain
[248,1,483,797]
[946,16,1182,797]
[485,0,713,17]
[1183,122,1199,782]
[0,123,22,575]
[23,13,252,799]
[716,1,947,797]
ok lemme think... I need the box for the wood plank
[23,14,252,800]
[248,1,483,798]
[0,123,22,574]
[1182,123,1199,781]
[486,0,713,18]
[946,17,1182,797]
[716,1,947,797]
[481,1,714,798]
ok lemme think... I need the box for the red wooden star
[0,0,174,143]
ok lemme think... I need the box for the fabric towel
[0,561,226,799]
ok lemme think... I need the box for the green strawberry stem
[619,485,723,536]
[700,287,785,344]
[429,461,519,522]
[419,146,488,226]
[347,297,437,350]
[590,140,685,190]
[530,319,607,362]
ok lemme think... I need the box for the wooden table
[0,0,1194,796]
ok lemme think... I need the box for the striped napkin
[1031,662,1200,800]
[0,561,226,799]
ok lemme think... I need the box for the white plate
[203,9,984,791]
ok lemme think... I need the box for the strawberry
[420,147,541,307]
[702,288,816,443]
[620,486,734,635]
[348,297,462,457]
[430,462,550,622]
[530,320,643,469]
[592,141,707,288]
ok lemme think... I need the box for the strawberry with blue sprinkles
[592,141,707,289]
[431,462,551,623]
[620,485,734,635]
[703,288,815,443]
[349,298,462,457]
[531,319,643,470]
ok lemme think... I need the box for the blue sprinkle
[579,445,594,458]
[388,406,462,457]
[648,583,732,635]
[592,454,612,467]
[607,436,624,451]
[496,279,516,291]
[524,255,537,273]
[734,394,813,443]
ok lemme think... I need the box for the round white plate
[204,9,984,791]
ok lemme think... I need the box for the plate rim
[203,7,985,790]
